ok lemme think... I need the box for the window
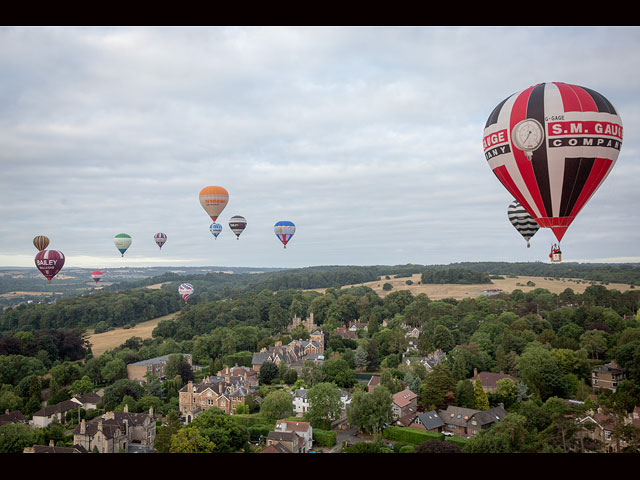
[471,420,477,425]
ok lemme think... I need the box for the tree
[169,427,217,453]
[258,361,279,386]
[346,386,393,435]
[433,325,455,352]
[455,379,475,409]
[260,389,293,420]
[579,330,609,360]
[155,410,182,453]
[189,408,249,453]
[414,439,462,453]
[474,377,490,410]
[306,382,343,428]
[322,358,356,388]
[494,378,517,409]
[101,358,127,384]
[418,365,455,411]
[465,413,528,453]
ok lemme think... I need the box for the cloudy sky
[1,26,639,270]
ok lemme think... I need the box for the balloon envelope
[114,233,132,257]
[508,200,539,248]
[91,270,103,283]
[199,186,229,222]
[483,82,622,242]
[210,223,222,239]
[274,221,295,248]
[154,233,167,249]
[33,235,50,251]
[35,249,65,283]
[178,283,194,302]
[229,215,247,239]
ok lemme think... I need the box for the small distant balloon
[274,221,295,248]
[114,233,132,257]
[178,283,194,303]
[35,249,65,284]
[229,216,247,240]
[33,235,50,251]
[210,223,222,239]
[507,200,539,248]
[199,186,229,222]
[91,270,103,284]
[154,233,167,249]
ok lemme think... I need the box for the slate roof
[472,406,507,426]
[33,400,80,418]
[260,443,291,453]
[439,406,479,427]
[0,410,26,426]
[415,411,445,431]
[29,444,87,453]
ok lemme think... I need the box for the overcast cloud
[1,26,639,270]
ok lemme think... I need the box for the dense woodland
[2,263,640,453]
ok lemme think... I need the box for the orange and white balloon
[199,186,229,222]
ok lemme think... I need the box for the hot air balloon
[210,223,222,239]
[199,186,229,222]
[91,270,103,284]
[483,82,622,244]
[274,221,295,248]
[154,233,167,249]
[229,216,247,240]
[114,233,132,257]
[508,200,539,248]
[33,235,50,251]
[178,283,194,303]
[35,249,65,284]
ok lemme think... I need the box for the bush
[313,429,337,447]
[383,426,444,445]
[399,445,415,453]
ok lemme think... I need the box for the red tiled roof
[393,389,418,408]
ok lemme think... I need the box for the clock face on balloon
[512,118,544,155]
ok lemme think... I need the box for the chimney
[473,368,478,378]
[98,420,103,432]
[123,418,129,436]
[123,404,128,413]
[49,439,55,447]
[188,381,193,393]
[149,406,154,417]
[80,418,86,435]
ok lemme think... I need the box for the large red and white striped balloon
[35,249,65,284]
[178,283,194,303]
[483,82,623,242]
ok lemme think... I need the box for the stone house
[127,353,193,382]
[591,361,625,392]
[265,431,304,453]
[274,420,313,452]
[73,405,156,453]
[251,333,324,374]
[31,400,82,428]
[179,378,249,424]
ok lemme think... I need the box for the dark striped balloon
[33,235,50,251]
[484,82,622,243]
[508,200,539,248]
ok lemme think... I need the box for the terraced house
[251,332,325,373]
[179,377,250,424]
